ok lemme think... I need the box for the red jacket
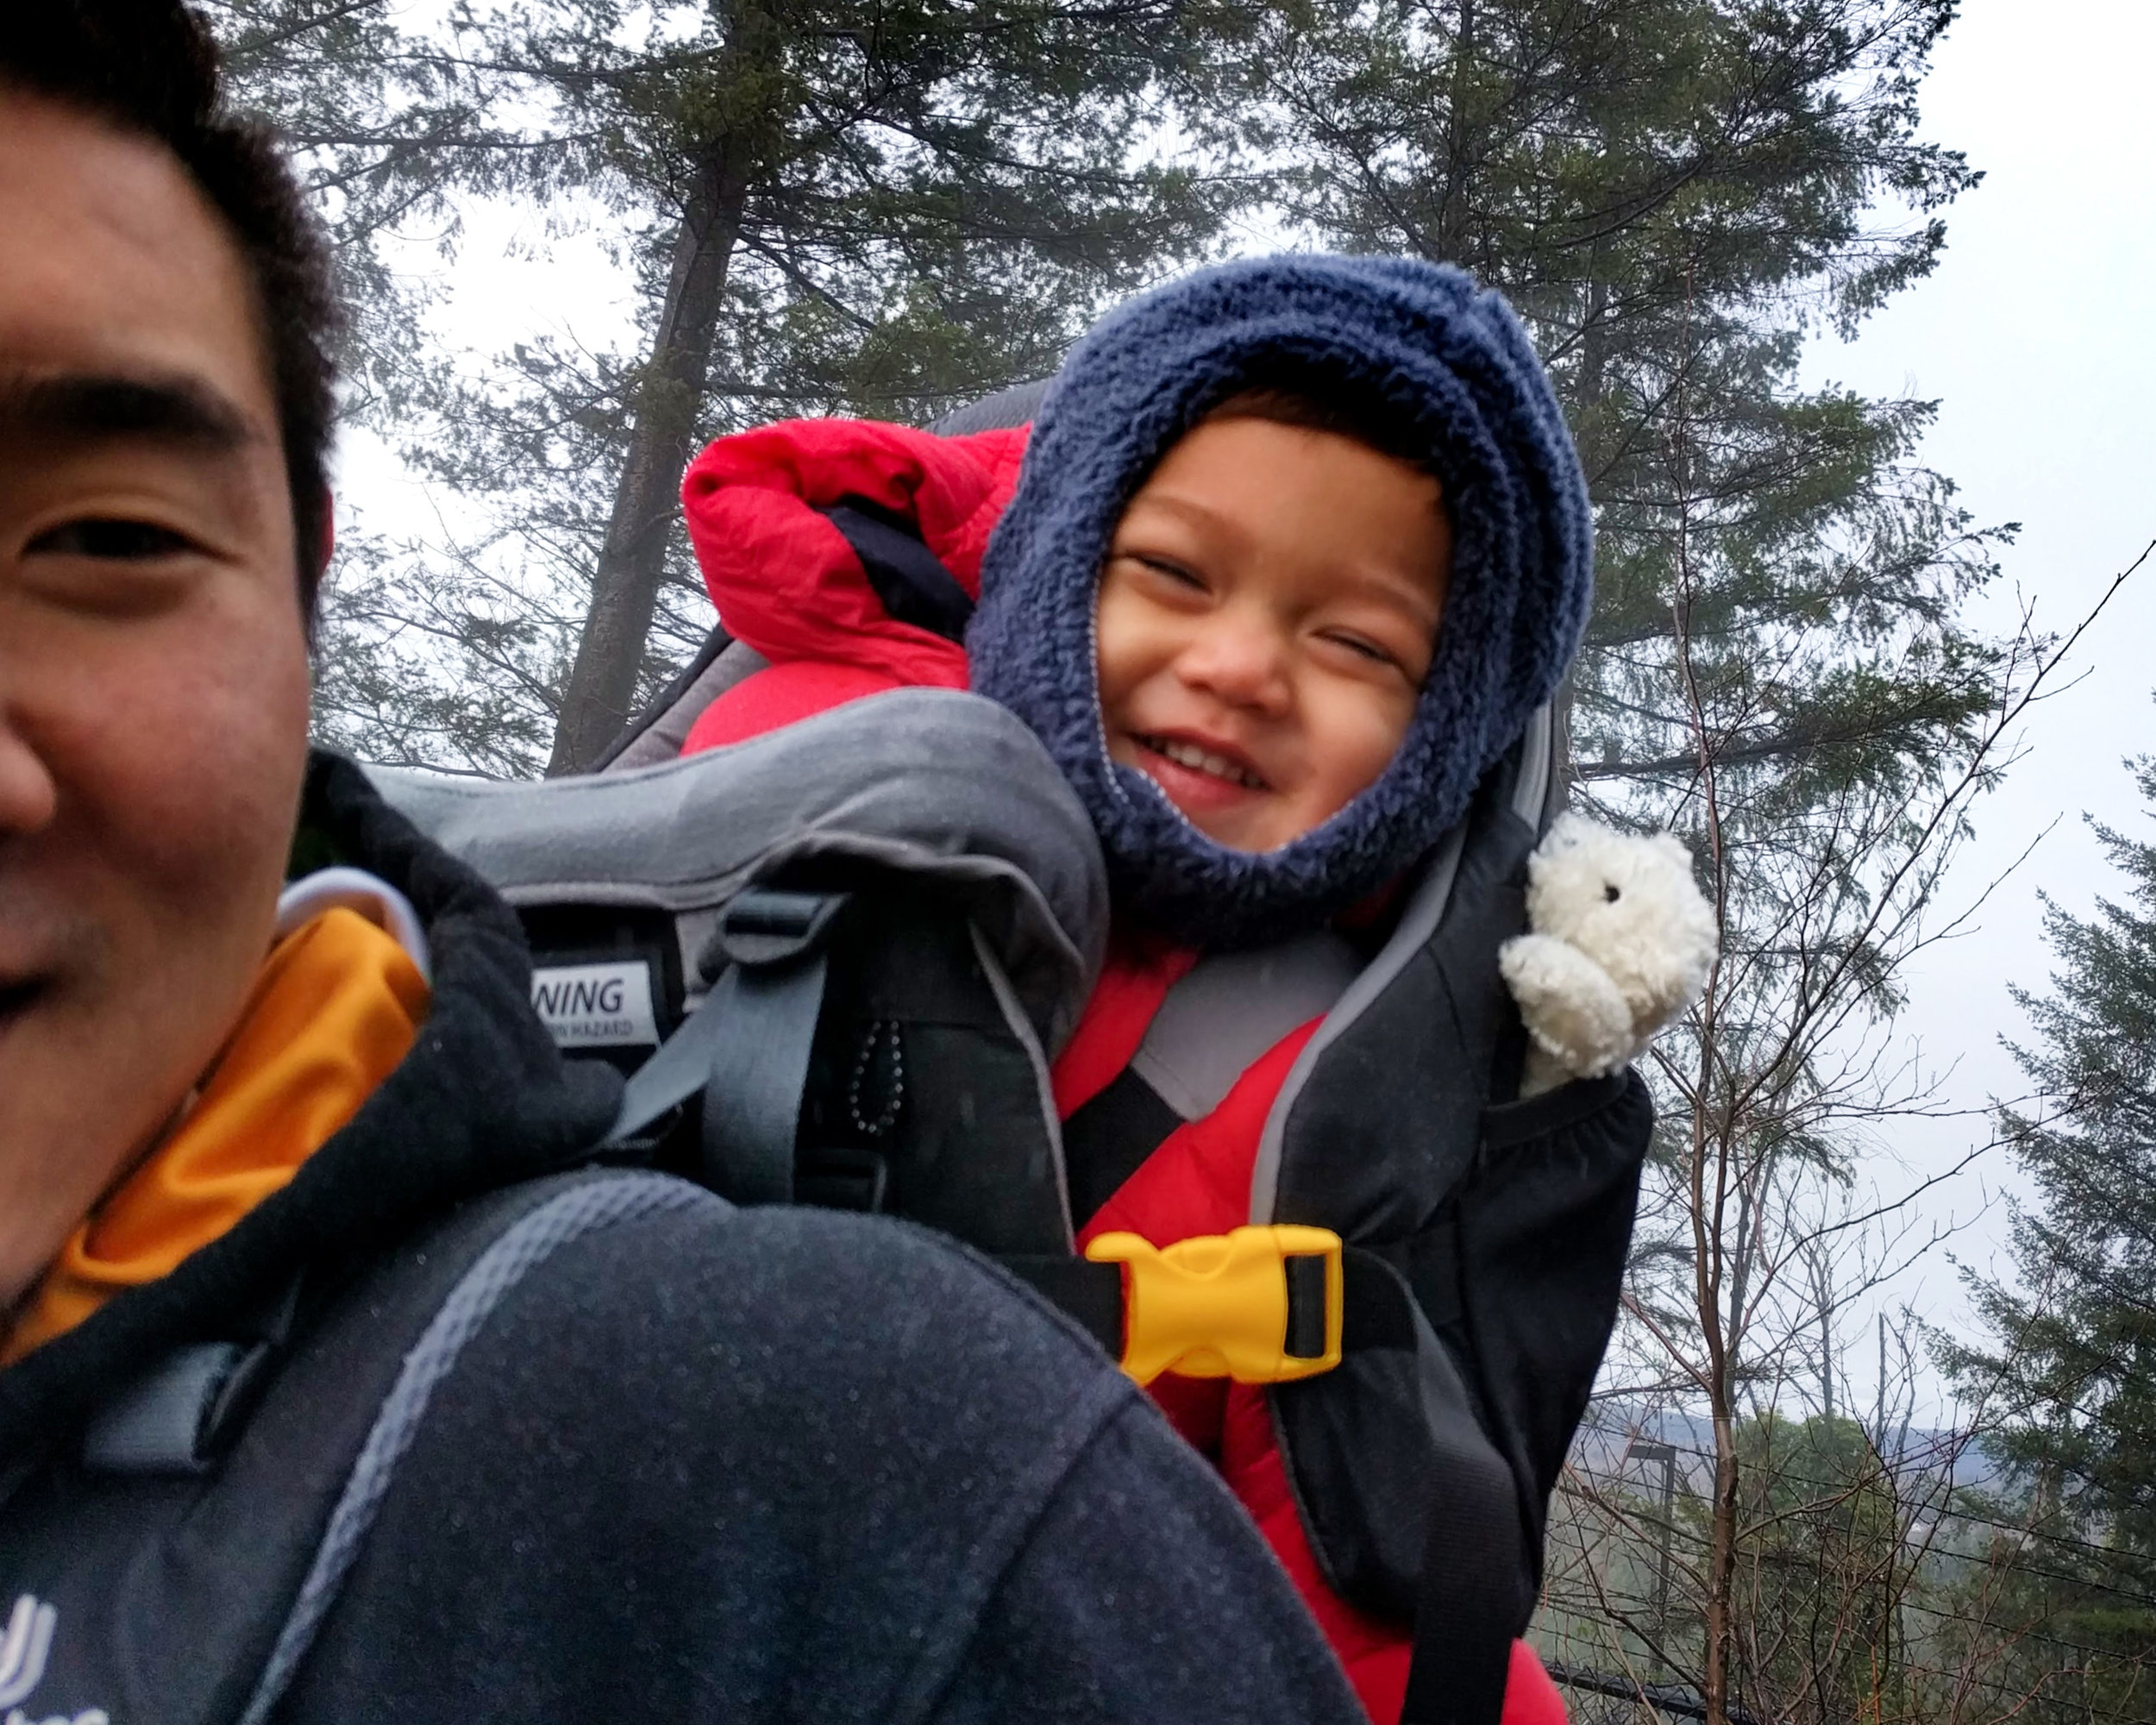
[680,417,1025,753]
[680,417,1568,1725]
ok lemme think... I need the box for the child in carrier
[672,254,1598,1724]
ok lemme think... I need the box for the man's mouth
[1133,732,1269,792]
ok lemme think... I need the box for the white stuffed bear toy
[1500,813,1718,1097]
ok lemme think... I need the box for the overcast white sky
[333,0,2156,1400]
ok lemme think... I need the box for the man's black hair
[1,0,340,620]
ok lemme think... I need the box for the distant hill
[1571,1402,2005,1496]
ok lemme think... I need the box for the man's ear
[317,487,336,577]
[299,488,335,651]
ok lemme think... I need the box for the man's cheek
[94,603,310,911]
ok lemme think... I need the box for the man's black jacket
[0,754,1358,1724]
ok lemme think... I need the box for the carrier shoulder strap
[66,1171,716,1724]
[605,888,851,1206]
[232,1170,711,1725]
[1396,1384,1537,1725]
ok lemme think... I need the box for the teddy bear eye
[1603,883,1620,902]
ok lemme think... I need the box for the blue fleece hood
[967,254,1593,949]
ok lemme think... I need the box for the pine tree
[199,0,600,773]
[1937,741,2156,1725]
[200,0,512,418]
[1727,1413,1910,1725]
[503,1,1256,770]
[1239,0,2003,808]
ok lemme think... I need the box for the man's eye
[28,518,194,559]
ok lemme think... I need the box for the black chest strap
[1062,932,1361,1231]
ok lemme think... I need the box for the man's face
[1095,414,1451,853]
[0,91,311,1304]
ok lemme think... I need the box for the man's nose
[1174,604,1292,714]
[0,677,60,837]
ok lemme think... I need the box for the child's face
[1095,415,1451,853]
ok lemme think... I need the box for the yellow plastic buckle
[1084,1225,1344,1387]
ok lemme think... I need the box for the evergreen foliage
[199,0,515,421]
[1726,1413,1911,1725]
[1244,0,2004,814]
[213,1,2011,810]
[1937,742,2156,1723]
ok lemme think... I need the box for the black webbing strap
[996,1255,1126,1358]
[1371,1233,1532,1725]
[81,1342,250,1474]
[819,499,975,643]
[1398,1447,1533,1725]
[694,957,821,1205]
[605,984,735,1143]
[605,889,852,1208]
[81,1276,307,1475]
[1338,1245,1420,1353]
[1061,1067,1183,1229]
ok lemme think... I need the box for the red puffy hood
[679,417,1027,750]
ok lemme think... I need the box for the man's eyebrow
[0,370,257,450]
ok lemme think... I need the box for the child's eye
[1135,555,1206,591]
[28,518,197,560]
[1321,630,1398,668]
[1108,550,1211,601]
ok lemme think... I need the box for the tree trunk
[1689,961,1739,1725]
[1703,1395,1740,1725]
[1576,254,1610,408]
[1694,1153,1743,1725]
[547,94,761,772]
[1434,0,1478,262]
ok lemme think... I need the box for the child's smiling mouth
[1131,731,1272,794]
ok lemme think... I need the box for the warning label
[530,960,660,1049]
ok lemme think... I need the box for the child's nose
[1174,606,1292,713]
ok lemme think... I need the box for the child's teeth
[1156,737,1257,788]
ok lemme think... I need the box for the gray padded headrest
[925,377,1050,436]
[369,689,1109,1051]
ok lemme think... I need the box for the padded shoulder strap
[1132,932,1359,1123]
[1397,1412,1534,1725]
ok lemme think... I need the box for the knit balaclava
[967,254,1594,949]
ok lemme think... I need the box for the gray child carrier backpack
[368,382,1653,1725]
